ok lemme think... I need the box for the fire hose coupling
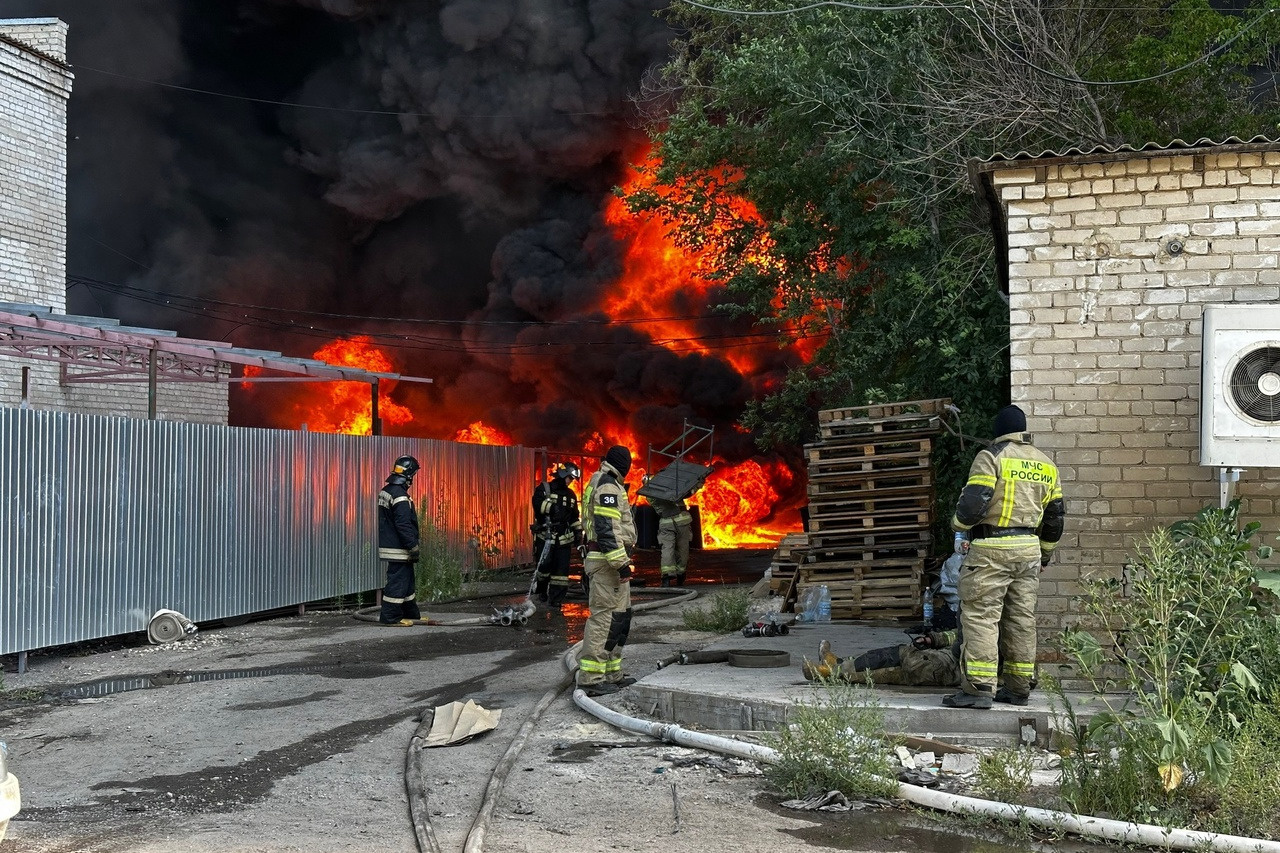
[490,605,530,627]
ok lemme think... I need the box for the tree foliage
[629,0,1280,467]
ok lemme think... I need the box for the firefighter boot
[851,645,902,672]
[676,572,686,586]
[943,686,994,709]
[995,687,1030,706]
[802,639,842,680]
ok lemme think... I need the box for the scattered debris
[423,700,501,747]
[780,790,894,812]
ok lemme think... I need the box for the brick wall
[0,19,231,425]
[990,148,1280,673]
[0,19,70,311]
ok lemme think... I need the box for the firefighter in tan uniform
[945,405,1065,709]
[576,445,638,697]
[651,496,693,586]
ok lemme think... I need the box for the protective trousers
[957,540,1039,696]
[577,554,632,686]
[537,543,572,606]
[658,520,692,583]
[843,645,961,687]
[380,560,421,623]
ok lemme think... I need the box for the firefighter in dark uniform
[651,495,693,586]
[576,445,637,697]
[945,405,1065,709]
[377,455,422,626]
[531,462,582,609]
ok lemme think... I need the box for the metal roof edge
[968,135,1280,173]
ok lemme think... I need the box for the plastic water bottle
[816,585,832,623]
[922,588,934,626]
[954,531,969,554]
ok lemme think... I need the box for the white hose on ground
[453,584,699,853]
[353,606,494,626]
[565,617,1280,853]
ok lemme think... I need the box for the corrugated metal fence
[0,406,537,656]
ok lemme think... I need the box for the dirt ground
[0,575,1062,853]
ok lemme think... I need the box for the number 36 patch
[601,494,618,507]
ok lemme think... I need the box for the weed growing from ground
[681,588,750,633]
[415,500,471,602]
[767,677,898,800]
[975,748,1034,802]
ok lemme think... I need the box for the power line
[976,7,1277,87]
[68,274,746,328]
[74,64,617,118]
[69,277,824,355]
[675,0,1277,87]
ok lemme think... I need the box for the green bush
[767,677,898,800]
[1056,501,1275,824]
[681,588,751,632]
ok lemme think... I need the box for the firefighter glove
[408,546,421,563]
[1040,552,1051,568]
[619,563,633,581]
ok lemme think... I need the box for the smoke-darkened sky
[6,0,798,466]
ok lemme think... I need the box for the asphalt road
[0,551,1089,853]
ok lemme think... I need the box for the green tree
[630,0,1280,499]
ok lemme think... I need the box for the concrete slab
[629,621,1095,749]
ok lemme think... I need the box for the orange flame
[692,458,798,548]
[297,336,413,435]
[454,421,513,445]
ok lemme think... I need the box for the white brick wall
[0,19,230,425]
[992,147,1280,671]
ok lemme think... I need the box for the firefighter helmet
[392,455,420,482]
[554,462,581,482]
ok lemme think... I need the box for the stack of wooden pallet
[767,532,809,595]
[796,399,948,620]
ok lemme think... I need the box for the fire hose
[568,652,1280,853]
[440,586,699,853]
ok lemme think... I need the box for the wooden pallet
[768,532,809,595]
[818,398,951,425]
[806,447,933,477]
[796,572,922,619]
[808,526,932,550]
[806,544,932,564]
[808,461,933,484]
[805,506,932,533]
[805,436,933,461]
[807,490,934,519]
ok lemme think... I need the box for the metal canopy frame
[638,419,716,502]
[0,302,432,429]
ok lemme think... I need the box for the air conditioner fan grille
[1229,345,1280,422]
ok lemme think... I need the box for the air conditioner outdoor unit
[1200,303,1280,468]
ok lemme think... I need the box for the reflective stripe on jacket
[951,431,1065,556]
[377,481,419,561]
[582,462,636,570]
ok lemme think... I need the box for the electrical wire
[73,63,618,119]
[68,277,828,356]
[67,274,743,327]
[675,0,1278,87]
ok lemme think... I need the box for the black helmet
[554,462,581,482]
[392,455,420,482]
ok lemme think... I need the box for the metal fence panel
[0,407,536,655]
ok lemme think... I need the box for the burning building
[9,0,812,547]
